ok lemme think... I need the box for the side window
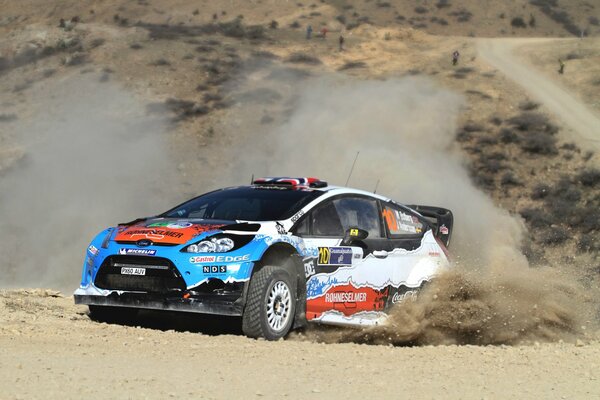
[332,197,382,238]
[294,216,310,237]
[382,203,424,236]
[311,201,344,237]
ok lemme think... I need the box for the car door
[293,195,390,323]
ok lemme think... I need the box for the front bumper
[74,284,246,316]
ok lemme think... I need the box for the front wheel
[242,265,296,340]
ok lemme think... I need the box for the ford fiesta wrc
[75,177,453,340]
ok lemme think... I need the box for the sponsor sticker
[325,292,367,303]
[317,247,353,265]
[439,224,449,235]
[88,245,99,256]
[202,265,227,274]
[392,290,418,304]
[303,258,316,278]
[119,248,156,256]
[290,210,304,223]
[190,255,216,264]
[189,254,250,264]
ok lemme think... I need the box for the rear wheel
[242,265,296,340]
[88,305,138,324]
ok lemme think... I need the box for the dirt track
[0,290,599,400]
[477,38,600,150]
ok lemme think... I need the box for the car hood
[114,218,238,245]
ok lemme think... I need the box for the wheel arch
[252,242,307,330]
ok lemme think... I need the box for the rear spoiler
[407,205,453,248]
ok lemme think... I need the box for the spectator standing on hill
[339,34,345,51]
[306,25,313,39]
[558,59,565,74]
[320,27,328,38]
[452,50,460,66]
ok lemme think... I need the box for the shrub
[540,227,569,245]
[290,21,301,28]
[269,20,278,29]
[531,183,550,199]
[518,101,539,111]
[511,17,527,28]
[449,9,472,22]
[286,52,322,65]
[435,0,451,9]
[0,113,17,123]
[508,112,558,134]
[590,16,599,26]
[501,172,520,186]
[499,128,519,144]
[463,122,484,132]
[577,168,600,187]
[338,61,367,71]
[520,132,557,155]
[414,6,428,14]
[520,208,551,228]
[150,58,171,66]
[377,2,391,7]
[130,43,143,49]
[336,15,346,24]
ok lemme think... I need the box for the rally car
[75,177,453,340]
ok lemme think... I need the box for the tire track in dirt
[477,38,600,150]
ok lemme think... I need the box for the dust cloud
[221,67,594,344]
[0,74,178,290]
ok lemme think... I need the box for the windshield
[161,186,323,221]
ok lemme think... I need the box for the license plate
[120,267,146,276]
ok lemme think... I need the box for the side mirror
[341,227,369,246]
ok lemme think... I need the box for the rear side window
[382,204,424,236]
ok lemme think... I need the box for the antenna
[373,179,380,194]
[345,151,359,186]
[250,174,254,184]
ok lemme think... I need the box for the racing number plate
[120,267,146,276]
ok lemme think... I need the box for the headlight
[185,237,234,253]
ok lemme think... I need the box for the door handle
[372,250,388,259]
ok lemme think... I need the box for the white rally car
[75,177,453,340]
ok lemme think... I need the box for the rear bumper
[74,287,245,316]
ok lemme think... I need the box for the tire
[88,305,138,324]
[242,265,296,340]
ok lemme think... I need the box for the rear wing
[407,205,453,248]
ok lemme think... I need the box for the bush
[338,61,367,71]
[499,128,519,144]
[577,168,600,187]
[531,183,550,199]
[511,17,527,28]
[520,208,552,228]
[0,113,17,123]
[435,0,451,9]
[501,172,520,186]
[518,101,539,111]
[286,52,322,65]
[336,15,346,24]
[448,9,472,22]
[414,6,428,14]
[520,132,557,155]
[377,2,391,7]
[508,112,558,134]
[540,227,569,245]
[463,122,484,132]
[590,17,599,26]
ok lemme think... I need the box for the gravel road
[1,290,599,400]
